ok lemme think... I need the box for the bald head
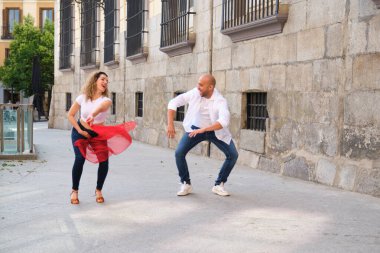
[199,74,216,87]
[197,74,216,98]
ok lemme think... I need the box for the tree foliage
[0,15,54,97]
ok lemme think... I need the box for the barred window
[174,92,185,122]
[104,0,119,64]
[2,8,21,40]
[59,0,73,69]
[246,92,268,131]
[111,92,116,115]
[135,92,143,117]
[126,0,148,58]
[221,0,288,42]
[66,93,72,112]
[40,8,54,28]
[80,0,99,67]
[160,0,196,56]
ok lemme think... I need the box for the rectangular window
[5,48,10,60]
[135,92,143,117]
[66,93,72,111]
[126,0,148,57]
[104,0,119,63]
[222,0,280,30]
[2,8,20,39]
[246,92,268,131]
[40,8,54,28]
[80,0,99,67]
[160,0,195,48]
[59,0,74,69]
[174,92,185,122]
[111,92,116,115]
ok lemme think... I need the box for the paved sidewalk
[1,122,380,253]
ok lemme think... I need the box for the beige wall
[51,0,380,197]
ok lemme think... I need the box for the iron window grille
[135,92,143,117]
[104,0,119,64]
[59,0,74,69]
[174,92,185,122]
[111,92,116,115]
[66,93,72,111]
[160,0,195,48]
[80,0,99,67]
[126,0,148,57]
[2,8,21,40]
[222,0,280,30]
[246,92,268,131]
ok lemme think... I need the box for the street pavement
[1,122,380,253]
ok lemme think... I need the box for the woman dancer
[68,71,135,204]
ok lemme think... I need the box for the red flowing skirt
[74,121,136,163]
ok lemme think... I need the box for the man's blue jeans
[175,126,239,185]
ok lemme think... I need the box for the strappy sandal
[70,190,79,205]
[95,190,104,203]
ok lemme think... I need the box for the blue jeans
[175,126,239,185]
[71,121,109,191]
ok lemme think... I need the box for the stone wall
[51,0,380,197]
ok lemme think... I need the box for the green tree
[0,15,54,98]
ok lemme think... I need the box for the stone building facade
[50,0,380,197]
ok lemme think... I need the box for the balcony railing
[159,0,196,57]
[1,26,14,39]
[0,104,35,159]
[221,0,288,42]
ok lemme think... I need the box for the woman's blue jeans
[175,126,238,186]
[71,123,109,191]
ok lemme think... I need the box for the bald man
[167,74,239,196]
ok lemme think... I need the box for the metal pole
[0,106,3,153]
[16,106,20,152]
[20,107,25,152]
[29,105,33,153]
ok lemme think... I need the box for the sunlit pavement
[1,122,380,253]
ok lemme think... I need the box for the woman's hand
[86,114,95,126]
[79,130,90,138]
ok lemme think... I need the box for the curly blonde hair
[82,71,109,100]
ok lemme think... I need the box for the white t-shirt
[192,97,212,128]
[75,94,111,124]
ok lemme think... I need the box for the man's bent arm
[167,109,176,138]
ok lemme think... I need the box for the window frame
[80,0,100,68]
[59,0,74,70]
[159,0,196,57]
[39,8,54,29]
[174,92,185,122]
[65,93,72,112]
[221,0,288,42]
[2,8,21,39]
[245,92,268,132]
[135,92,143,117]
[104,0,119,65]
[125,0,148,64]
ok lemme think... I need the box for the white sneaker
[177,182,192,196]
[212,182,230,196]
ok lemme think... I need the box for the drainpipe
[207,0,214,157]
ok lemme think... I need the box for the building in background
[51,0,380,197]
[0,0,54,104]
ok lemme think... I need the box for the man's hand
[189,128,206,138]
[167,124,176,138]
